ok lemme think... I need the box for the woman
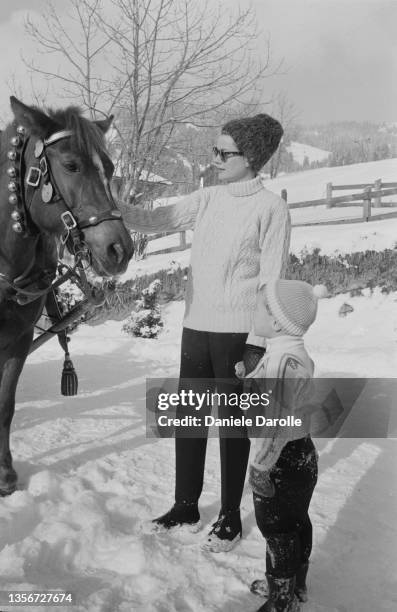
[123,114,291,552]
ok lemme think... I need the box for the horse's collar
[6,126,75,238]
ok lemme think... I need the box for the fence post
[374,179,381,207]
[326,182,333,208]
[281,188,287,203]
[363,186,372,221]
[179,231,186,249]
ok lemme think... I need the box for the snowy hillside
[263,157,397,203]
[286,142,331,165]
[1,160,396,612]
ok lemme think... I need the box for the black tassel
[61,354,78,396]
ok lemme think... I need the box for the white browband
[44,130,73,146]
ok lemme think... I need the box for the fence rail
[283,179,397,222]
[325,179,397,210]
[147,230,187,247]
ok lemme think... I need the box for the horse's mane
[48,107,108,161]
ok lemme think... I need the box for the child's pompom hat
[264,279,327,336]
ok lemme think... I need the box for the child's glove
[235,345,266,379]
[242,344,266,375]
[235,361,246,378]
[249,464,276,498]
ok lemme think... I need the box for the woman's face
[212,134,255,183]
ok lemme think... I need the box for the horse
[0,97,134,496]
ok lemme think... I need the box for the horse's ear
[10,96,56,138]
[94,115,114,134]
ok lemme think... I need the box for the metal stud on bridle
[7,125,26,234]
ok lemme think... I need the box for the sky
[0,0,396,125]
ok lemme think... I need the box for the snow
[262,157,397,204]
[186,123,200,132]
[138,170,171,185]
[1,160,397,612]
[286,142,331,165]
[112,167,171,186]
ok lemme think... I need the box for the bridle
[1,124,123,305]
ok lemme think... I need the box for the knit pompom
[313,284,328,299]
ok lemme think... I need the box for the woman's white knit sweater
[123,177,291,333]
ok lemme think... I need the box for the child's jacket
[242,335,316,474]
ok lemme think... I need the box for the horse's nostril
[109,242,125,265]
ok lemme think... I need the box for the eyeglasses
[212,146,244,163]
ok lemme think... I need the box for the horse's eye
[64,161,80,173]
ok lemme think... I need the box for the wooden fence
[147,230,187,248]
[325,179,397,208]
[281,179,397,222]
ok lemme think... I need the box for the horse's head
[9,97,134,276]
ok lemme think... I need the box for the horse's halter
[7,124,122,245]
[2,124,122,305]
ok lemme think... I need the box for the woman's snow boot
[202,508,242,552]
[150,501,201,532]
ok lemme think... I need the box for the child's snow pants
[253,436,318,578]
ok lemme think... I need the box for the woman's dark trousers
[175,327,250,512]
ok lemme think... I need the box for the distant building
[111,170,172,204]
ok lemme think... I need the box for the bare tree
[266,90,299,179]
[25,0,280,202]
[7,72,50,110]
[25,0,116,118]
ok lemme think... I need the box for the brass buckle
[39,157,48,176]
[26,166,41,187]
[61,211,77,231]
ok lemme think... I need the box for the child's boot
[251,561,309,602]
[257,574,299,611]
[294,562,309,602]
[254,532,300,611]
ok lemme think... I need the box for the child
[236,279,327,612]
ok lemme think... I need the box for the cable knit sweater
[123,177,291,333]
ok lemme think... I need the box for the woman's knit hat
[221,114,283,173]
[264,279,327,336]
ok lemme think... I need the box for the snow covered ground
[286,142,331,165]
[1,162,397,612]
[263,158,397,204]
